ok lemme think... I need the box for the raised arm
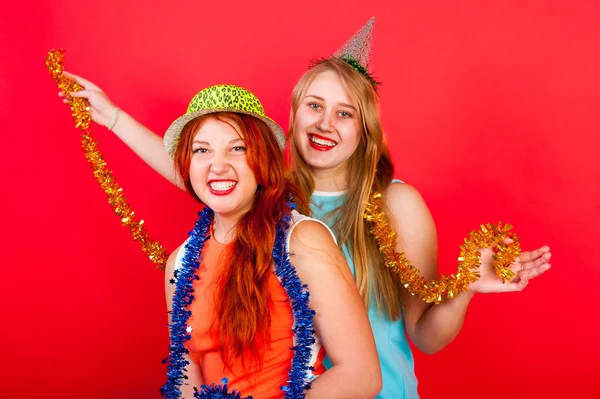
[384,183,552,354]
[289,221,382,399]
[60,71,184,189]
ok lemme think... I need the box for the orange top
[183,236,325,398]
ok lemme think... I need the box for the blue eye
[309,102,322,110]
[338,110,352,118]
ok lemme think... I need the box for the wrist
[107,107,121,131]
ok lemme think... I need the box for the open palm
[468,245,551,293]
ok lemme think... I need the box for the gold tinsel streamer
[364,192,521,304]
[46,49,168,270]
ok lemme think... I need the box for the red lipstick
[308,133,337,152]
[207,180,237,196]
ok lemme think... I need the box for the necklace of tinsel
[364,192,521,304]
[161,204,316,399]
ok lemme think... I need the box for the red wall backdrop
[1,1,598,397]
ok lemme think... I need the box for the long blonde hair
[287,58,404,320]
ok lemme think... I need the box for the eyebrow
[192,138,245,145]
[305,94,357,111]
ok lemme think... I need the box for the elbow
[370,370,383,398]
[321,363,382,398]
[419,345,443,355]
[356,363,383,398]
[410,325,459,355]
[415,336,455,355]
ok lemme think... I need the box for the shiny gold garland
[364,192,520,304]
[46,49,168,270]
[45,49,520,286]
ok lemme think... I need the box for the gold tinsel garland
[364,192,521,304]
[46,49,168,270]
[44,49,521,292]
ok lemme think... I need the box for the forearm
[111,111,184,189]
[411,290,475,354]
[306,365,381,399]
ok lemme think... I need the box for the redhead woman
[66,83,381,398]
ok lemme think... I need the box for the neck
[311,164,348,192]
[212,213,239,244]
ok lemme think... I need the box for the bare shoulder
[165,245,182,277]
[384,182,429,217]
[289,219,337,254]
[383,182,437,251]
[288,219,352,284]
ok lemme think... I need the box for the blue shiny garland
[161,206,213,398]
[161,201,316,399]
[273,201,316,399]
[193,378,245,399]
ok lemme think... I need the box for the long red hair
[174,112,300,369]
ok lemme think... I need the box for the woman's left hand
[468,245,552,294]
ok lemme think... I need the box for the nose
[316,110,335,133]
[209,152,230,175]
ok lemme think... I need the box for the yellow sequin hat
[164,84,286,158]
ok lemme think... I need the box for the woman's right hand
[58,71,184,188]
[58,71,119,129]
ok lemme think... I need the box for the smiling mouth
[308,133,337,150]
[208,181,237,195]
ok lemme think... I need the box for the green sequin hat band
[164,84,286,158]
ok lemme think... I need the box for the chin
[306,157,343,171]
[208,203,239,215]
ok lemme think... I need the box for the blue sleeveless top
[311,185,419,399]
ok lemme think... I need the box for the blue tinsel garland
[161,201,316,399]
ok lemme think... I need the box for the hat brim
[164,108,287,158]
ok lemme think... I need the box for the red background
[1,1,598,397]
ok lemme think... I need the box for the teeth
[310,136,336,147]
[209,181,236,191]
